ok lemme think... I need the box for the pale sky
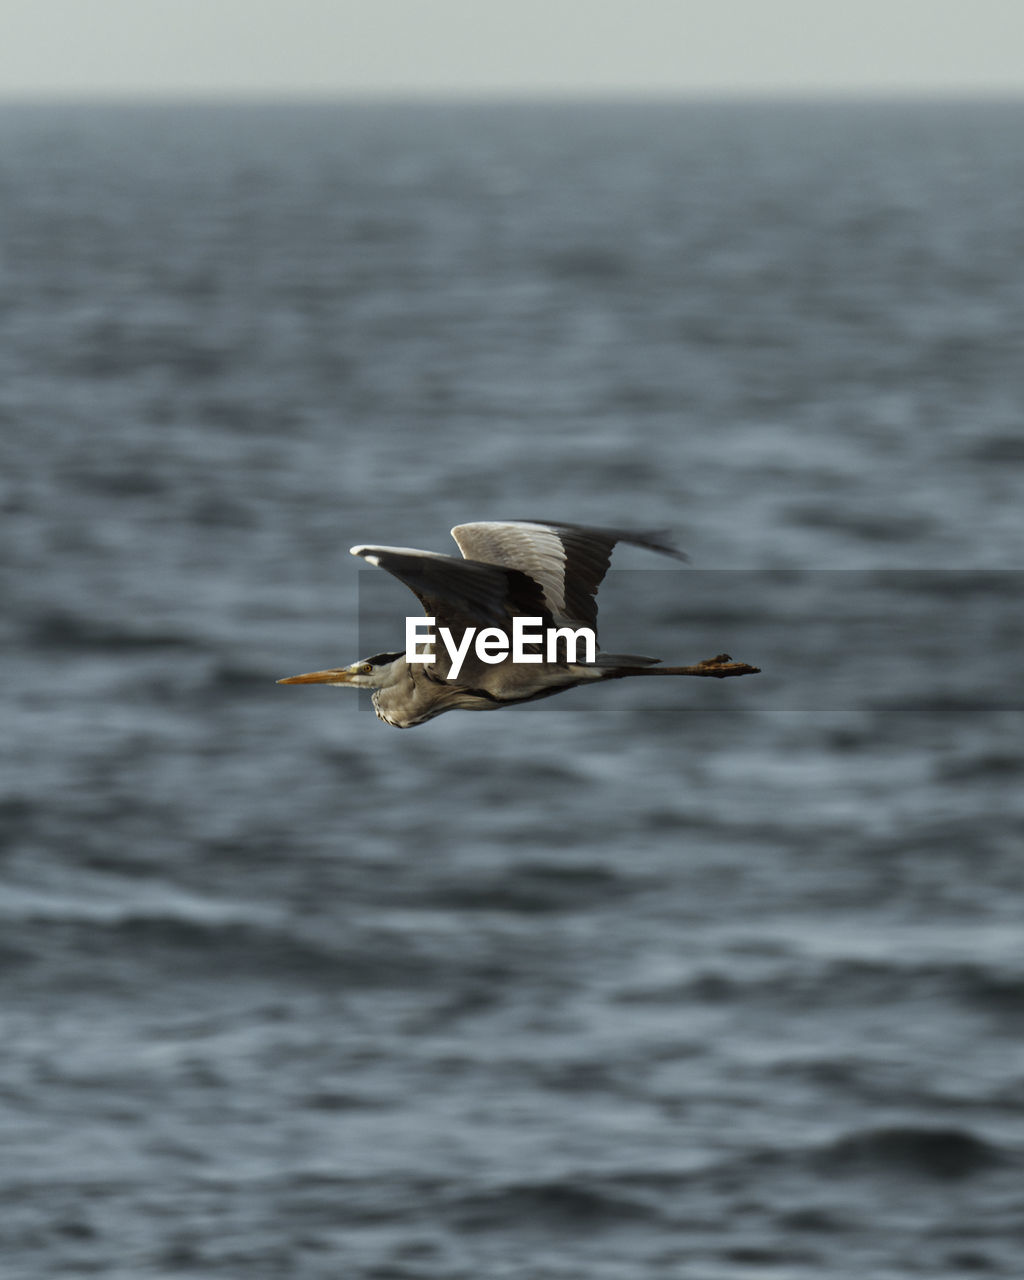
[3,0,1023,99]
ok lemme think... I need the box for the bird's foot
[696,654,761,677]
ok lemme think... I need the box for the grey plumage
[278,519,759,728]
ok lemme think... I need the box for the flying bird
[278,520,759,727]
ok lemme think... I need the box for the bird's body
[278,520,759,728]
[349,648,588,729]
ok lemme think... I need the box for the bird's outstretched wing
[450,520,687,630]
[349,544,550,634]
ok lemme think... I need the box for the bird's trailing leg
[604,653,761,680]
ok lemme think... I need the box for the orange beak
[276,668,354,685]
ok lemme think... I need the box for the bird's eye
[360,664,373,674]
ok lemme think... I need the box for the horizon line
[1,86,1023,107]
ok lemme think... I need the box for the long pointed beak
[277,668,353,685]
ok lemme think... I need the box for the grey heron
[278,520,759,728]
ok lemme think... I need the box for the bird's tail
[588,652,662,668]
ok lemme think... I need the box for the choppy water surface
[2,100,1023,1279]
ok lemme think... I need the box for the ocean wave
[935,752,1024,782]
[450,1178,657,1232]
[691,1125,1015,1189]
[614,955,1024,1015]
[27,610,198,653]
[4,903,475,995]
[425,863,639,914]
[812,1125,1010,1180]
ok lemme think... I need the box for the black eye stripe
[364,651,403,667]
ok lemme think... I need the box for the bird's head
[277,651,405,690]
